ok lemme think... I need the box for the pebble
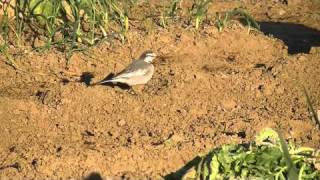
[34,37,46,48]
[278,9,286,16]
[309,47,320,54]
[264,84,275,96]
[276,86,285,94]
[177,109,187,117]
[221,99,237,110]
[117,120,126,127]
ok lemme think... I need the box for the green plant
[215,8,260,32]
[1,0,10,43]
[1,0,17,68]
[12,0,132,61]
[302,86,320,128]
[165,128,320,180]
[41,1,63,50]
[0,44,17,70]
[189,0,212,30]
[0,1,261,63]
[109,0,129,42]
[160,0,182,28]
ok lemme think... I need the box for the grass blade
[276,130,299,180]
[303,86,320,128]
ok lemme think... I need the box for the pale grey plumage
[95,51,156,86]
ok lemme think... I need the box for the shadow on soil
[259,22,320,54]
[80,72,95,86]
[84,172,103,180]
[164,156,202,180]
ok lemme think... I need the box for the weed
[1,0,132,58]
[1,0,10,43]
[0,44,17,70]
[302,86,320,128]
[0,0,17,69]
[215,8,260,32]
[42,1,63,50]
[189,0,212,30]
[160,0,182,28]
[1,1,260,62]
[109,0,129,42]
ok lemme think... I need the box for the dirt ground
[1,0,320,179]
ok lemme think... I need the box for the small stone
[256,91,263,99]
[13,109,21,115]
[297,55,307,61]
[276,86,285,94]
[264,84,275,96]
[54,32,64,42]
[222,99,237,110]
[34,37,46,48]
[309,47,320,54]
[117,120,126,127]
[171,134,184,142]
[177,109,187,117]
[250,69,263,77]
[278,9,286,16]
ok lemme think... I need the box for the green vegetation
[189,0,212,30]
[303,86,320,128]
[215,8,260,32]
[160,0,182,28]
[0,0,132,48]
[0,0,259,61]
[166,128,320,180]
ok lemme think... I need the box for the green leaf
[168,128,320,179]
[255,128,279,145]
[277,131,299,180]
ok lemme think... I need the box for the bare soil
[1,0,320,179]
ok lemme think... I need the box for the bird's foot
[127,88,138,95]
[132,85,145,95]
[127,85,145,95]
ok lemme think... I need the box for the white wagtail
[92,50,157,86]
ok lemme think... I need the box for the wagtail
[92,50,157,86]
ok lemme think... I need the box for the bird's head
[140,50,157,63]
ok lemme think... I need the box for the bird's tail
[90,79,115,86]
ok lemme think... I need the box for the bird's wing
[115,68,149,79]
[114,60,150,79]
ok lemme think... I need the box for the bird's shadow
[259,22,320,54]
[80,72,95,86]
[80,72,130,90]
[84,172,103,180]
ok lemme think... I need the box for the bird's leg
[127,87,137,95]
[126,85,144,95]
[131,85,145,95]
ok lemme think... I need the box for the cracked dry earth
[1,1,320,179]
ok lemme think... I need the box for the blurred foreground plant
[166,128,320,180]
